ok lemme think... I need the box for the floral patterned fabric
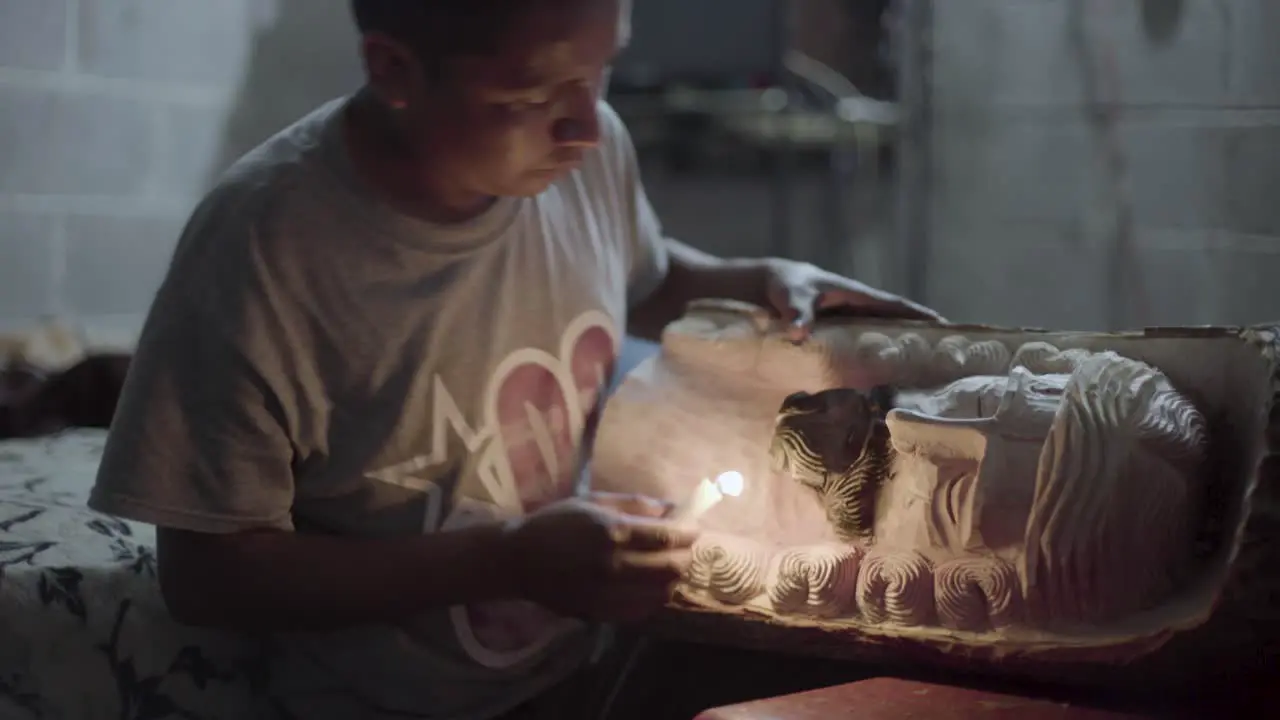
[0,431,270,720]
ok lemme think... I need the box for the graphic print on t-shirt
[487,313,617,512]
[368,309,620,668]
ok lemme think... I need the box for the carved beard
[770,387,898,540]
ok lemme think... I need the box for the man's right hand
[501,492,700,623]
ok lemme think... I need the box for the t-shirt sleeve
[89,243,298,535]
[597,101,671,308]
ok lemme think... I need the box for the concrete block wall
[0,0,363,334]
[924,0,1280,329]
[8,0,1271,336]
[0,0,891,337]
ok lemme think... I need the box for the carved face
[769,387,893,489]
[595,305,1243,671]
[881,368,1061,555]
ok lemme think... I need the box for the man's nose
[552,84,600,147]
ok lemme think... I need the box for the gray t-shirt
[88,97,669,719]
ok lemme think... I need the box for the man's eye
[503,96,552,112]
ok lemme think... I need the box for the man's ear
[360,32,423,109]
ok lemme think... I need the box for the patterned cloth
[0,430,270,720]
[0,340,664,720]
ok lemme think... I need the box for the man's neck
[342,89,497,225]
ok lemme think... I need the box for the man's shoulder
[162,101,352,311]
[200,99,348,228]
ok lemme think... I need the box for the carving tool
[571,379,609,498]
[566,379,638,718]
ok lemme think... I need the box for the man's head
[349,0,622,204]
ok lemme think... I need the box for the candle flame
[714,471,745,497]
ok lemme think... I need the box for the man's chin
[508,168,570,196]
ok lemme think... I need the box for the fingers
[603,551,694,621]
[610,516,700,552]
[570,541,694,624]
[767,282,817,342]
[888,299,944,322]
[786,309,815,342]
[610,547,694,584]
[600,583,680,622]
[765,279,800,323]
[572,549,694,623]
[816,289,942,322]
[585,491,672,519]
[775,279,942,340]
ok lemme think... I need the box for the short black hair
[349,0,525,60]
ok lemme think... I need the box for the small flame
[714,471,745,497]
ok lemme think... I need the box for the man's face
[366,0,622,200]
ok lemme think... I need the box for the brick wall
[0,0,362,334]
[922,0,1280,329]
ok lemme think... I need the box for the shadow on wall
[207,0,364,186]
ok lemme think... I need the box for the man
[89,0,939,717]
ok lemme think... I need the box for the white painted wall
[0,0,363,333]
[0,0,857,334]
[923,0,1280,329]
[2,0,1275,335]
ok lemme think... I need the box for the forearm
[628,239,769,341]
[158,523,516,632]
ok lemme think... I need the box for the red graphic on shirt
[456,315,618,665]
[492,323,616,512]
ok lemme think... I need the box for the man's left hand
[762,259,946,341]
